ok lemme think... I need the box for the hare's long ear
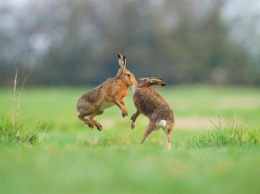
[118,53,125,67]
[118,53,123,67]
[117,53,126,73]
[123,55,126,67]
[122,55,126,71]
[149,77,166,86]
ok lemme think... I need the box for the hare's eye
[127,73,131,77]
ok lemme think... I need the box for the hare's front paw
[122,110,128,117]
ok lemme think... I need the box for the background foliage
[1,0,260,86]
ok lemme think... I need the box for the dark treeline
[0,0,260,86]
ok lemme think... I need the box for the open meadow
[0,86,260,194]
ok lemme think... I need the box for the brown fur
[131,77,174,149]
[77,53,136,131]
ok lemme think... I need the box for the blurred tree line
[0,0,259,86]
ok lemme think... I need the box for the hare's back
[154,106,174,120]
[133,89,158,115]
[80,87,102,103]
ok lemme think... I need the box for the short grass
[0,86,260,194]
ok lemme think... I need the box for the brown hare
[131,77,174,149]
[77,53,137,131]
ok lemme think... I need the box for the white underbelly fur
[100,102,114,110]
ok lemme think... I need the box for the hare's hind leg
[90,110,104,131]
[140,122,155,144]
[165,130,172,150]
[78,115,95,129]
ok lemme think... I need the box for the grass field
[0,85,260,194]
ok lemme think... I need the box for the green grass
[0,86,260,194]
[0,116,39,146]
[186,116,260,148]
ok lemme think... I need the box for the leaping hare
[77,53,137,131]
[131,77,174,149]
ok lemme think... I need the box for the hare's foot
[85,121,95,128]
[95,123,103,131]
[165,130,172,150]
[167,143,172,150]
[131,122,135,129]
[90,118,103,131]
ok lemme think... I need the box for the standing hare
[77,53,137,131]
[131,77,174,149]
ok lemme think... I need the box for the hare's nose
[161,83,166,86]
